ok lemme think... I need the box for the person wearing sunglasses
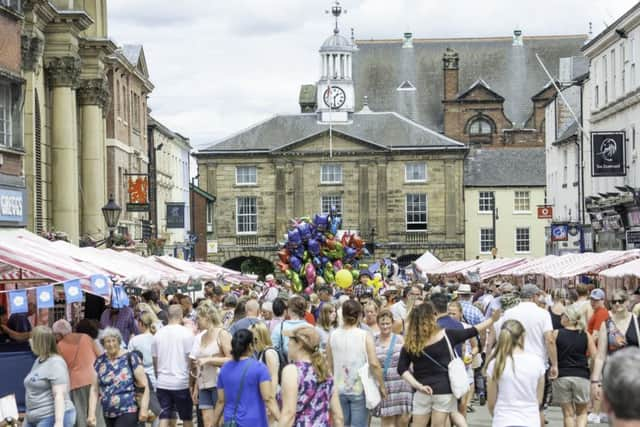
[591,289,640,422]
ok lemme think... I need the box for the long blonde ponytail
[485,319,525,382]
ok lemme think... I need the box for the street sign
[537,206,553,219]
[551,224,568,241]
[591,132,626,177]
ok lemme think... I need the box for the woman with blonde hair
[280,326,343,426]
[486,320,546,427]
[251,322,281,406]
[553,304,596,427]
[315,302,337,351]
[398,302,499,427]
[189,300,232,427]
[128,311,159,390]
[24,326,76,427]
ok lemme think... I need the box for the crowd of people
[9,273,640,427]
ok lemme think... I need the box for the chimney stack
[442,48,459,101]
[513,29,523,46]
[403,32,413,48]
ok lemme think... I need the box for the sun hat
[456,284,473,294]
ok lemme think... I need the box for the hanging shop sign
[591,132,626,177]
[166,203,185,228]
[0,187,27,226]
[537,206,553,219]
[551,224,568,241]
[628,209,640,228]
[627,230,640,246]
[126,174,149,212]
[207,240,218,254]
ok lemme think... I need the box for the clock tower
[317,1,355,123]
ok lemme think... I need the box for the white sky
[107,0,639,148]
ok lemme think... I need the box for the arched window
[468,118,493,135]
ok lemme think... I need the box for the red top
[588,306,609,335]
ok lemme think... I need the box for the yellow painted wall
[465,187,549,260]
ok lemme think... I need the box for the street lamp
[102,194,122,248]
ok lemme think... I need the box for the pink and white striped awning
[473,258,529,281]
[598,258,640,279]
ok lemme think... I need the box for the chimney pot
[513,29,523,46]
[403,32,413,48]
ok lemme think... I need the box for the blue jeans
[24,408,76,427]
[338,393,368,427]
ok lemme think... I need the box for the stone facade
[21,0,117,242]
[197,133,466,266]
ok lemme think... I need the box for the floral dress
[373,334,412,417]
[94,351,142,418]
[279,361,334,427]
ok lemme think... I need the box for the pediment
[136,48,150,78]
[273,130,389,154]
[457,80,505,102]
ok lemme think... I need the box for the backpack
[258,346,287,383]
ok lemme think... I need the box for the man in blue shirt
[431,293,463,356]
[456,284,485,326]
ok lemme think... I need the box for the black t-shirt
[397,327,478,395]
[556,328,589,379]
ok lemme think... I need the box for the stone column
[78,78,110,238]
[358,161,370,235]
[46,56,82,243]
[376,159,388,240]
[274,161,287,240]
[444,159,459,240]
[293,161,304,217]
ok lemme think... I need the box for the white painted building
[582,2,640,251]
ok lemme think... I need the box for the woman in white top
[486,319,546,427]
[128,311,158,389]
[189,301,232,427]
[326,299,386,427]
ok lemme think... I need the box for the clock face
[323,86,346,109]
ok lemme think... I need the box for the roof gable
[121,44,150,79]
[457,79,505,101]
[273,130,390,154]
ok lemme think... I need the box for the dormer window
[467,118,493,135]
[397,81,416,91]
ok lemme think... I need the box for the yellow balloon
[335,269,354,289]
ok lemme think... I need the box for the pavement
[369,405,610,426]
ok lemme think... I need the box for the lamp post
[102,194,122,248]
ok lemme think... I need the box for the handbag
[127,351,162,420]
[442,333,470,399]
[358,331,381,410]
[222,359,253,427]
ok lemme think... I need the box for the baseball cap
[499,282,515,293]
[590,288,605,301]
[283,326,321,352]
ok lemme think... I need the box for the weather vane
[326,1,347,35]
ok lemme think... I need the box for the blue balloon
[329,216,342,235]
[287,228,302,247]
[308,238,321,256]
[298,222,312,242]
[313,214,329,232]
[290,255,303,273]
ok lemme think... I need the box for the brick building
[0,1,26,229]
[189,184,215,261]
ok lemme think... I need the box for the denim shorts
[24,408,76,427]
[198,387,218,409]
[156,388,193,421]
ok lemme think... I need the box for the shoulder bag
[382,334,397,378]
[442,332,470,399]
[127,350,162,420]
[223,359,253,427]
[358,330,382,409]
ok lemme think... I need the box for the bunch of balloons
[276,211,369,293]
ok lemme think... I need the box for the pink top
[57,332,99,390]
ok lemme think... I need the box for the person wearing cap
[280,326,344,427]
[261,274,279,303]
[588,288,609,338]
[99,299,138,346]
[552,304,597,427]
[456,284,484,327]
[495,284,559,427]
[353,270,374,301]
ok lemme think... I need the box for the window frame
[468,118,493,136]
[478,191,495,213]
[405,193,428,232]
[404,162,427,183]
[513,190,531,213]
[320,163,343,184]
[235,165,258,186]
[479,228,494,254]
[0,83,12,147]
[320,194,343,216]
[206,202,214,233]
[515,227,531,254]
[235,196,257,235]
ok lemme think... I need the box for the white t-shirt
[487,352,545,427]
[189,330,222,390]
[128,332,157,388]
[152,324,194,390]
[390,300,407,320]
[498,302,553,364]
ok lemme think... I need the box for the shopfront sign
[537,206,553,219]
[166,203,185,228]
[551,224,568,241]
[591,132,626,177]
[207,240,218,254]
[0,187,26,225]
[627,230,640,247]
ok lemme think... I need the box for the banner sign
[0,187,27,225]
[537,206,553,219]
[166,203,185,229]
[127,174,150,212]
[9,290,28,313]
[551,224,568,241]
[591,132,626,177]
[90,274,111,296]
[63,279,83,303]
[36,285,54,309]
